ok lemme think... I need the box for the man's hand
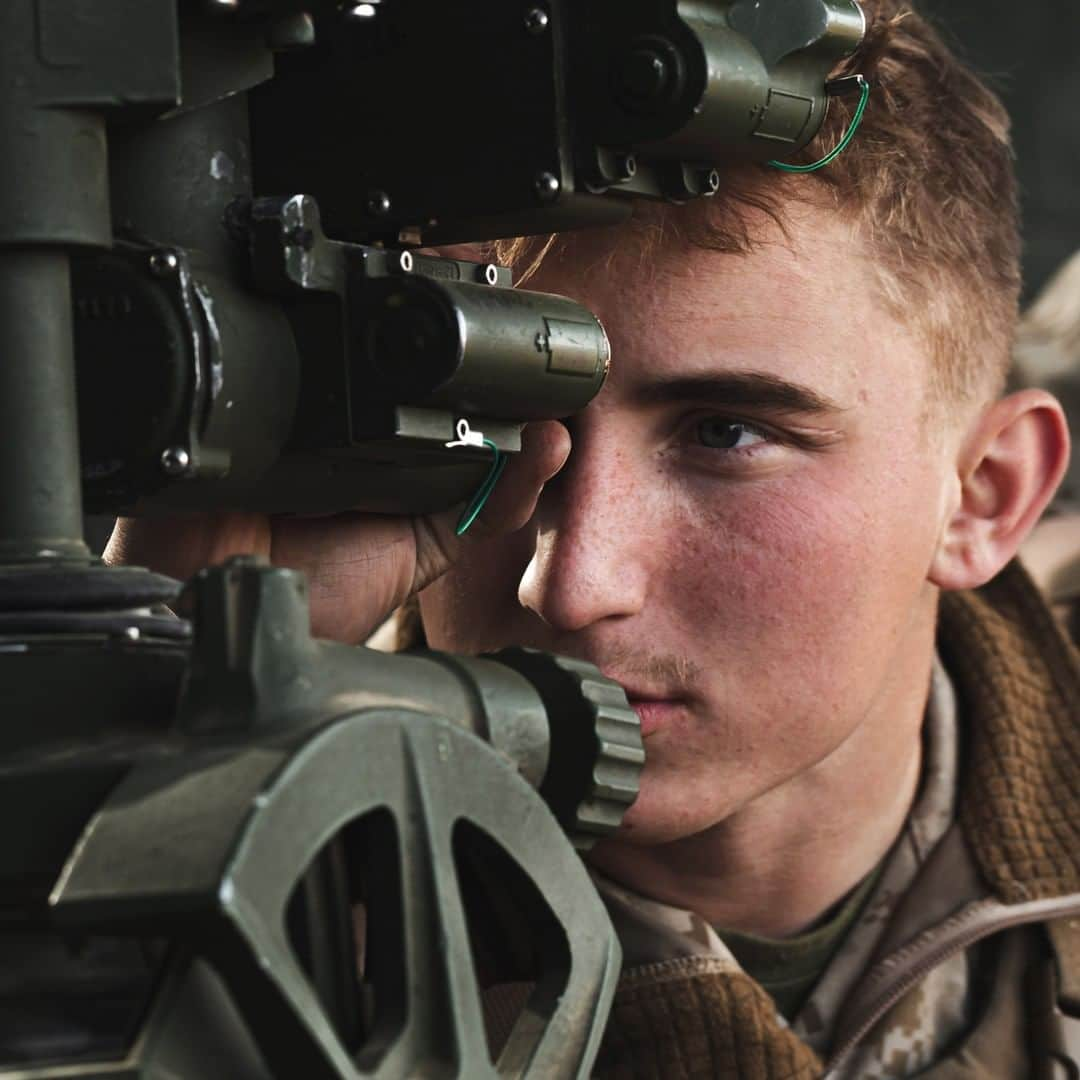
[105,421,569,643]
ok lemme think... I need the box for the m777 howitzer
[0,1,864,1075]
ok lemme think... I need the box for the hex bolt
[524,6,549,33]
[149,251,179,277]
[534,171,561,203]
[367,190,392,216]
[160,446,191,476]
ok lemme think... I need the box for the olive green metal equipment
[0,0,863,1075]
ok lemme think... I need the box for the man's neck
[587,637,932,939]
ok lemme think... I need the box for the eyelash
[692,416,773,453]
[681,411,836,455]
[672,412,841,478]
[673,416,783,468]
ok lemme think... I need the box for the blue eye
[696,418,767,450]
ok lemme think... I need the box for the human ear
[929,389,1070,591]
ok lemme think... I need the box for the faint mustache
[576,643,702,695]
[476,629,702,695]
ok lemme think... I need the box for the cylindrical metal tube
[0,104,111,249]
[414,652,552,790]
[0,253,89,562]
[361,277,611,419]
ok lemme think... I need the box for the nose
[517,436,648,634]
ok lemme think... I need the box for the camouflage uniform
[486,562,1080,1078]
[586,562,1080,1078]
[595,657,970,1077]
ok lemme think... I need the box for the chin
[603,784,729,847]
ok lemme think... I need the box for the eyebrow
[626,371,846,415]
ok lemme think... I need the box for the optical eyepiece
[360,276,611,419]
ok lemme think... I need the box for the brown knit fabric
[593,957,822,1080]
[939,560,1080,905]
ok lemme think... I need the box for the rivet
[524,6,549,34]
[534,171,561,203]
[160,446,190,476]
[149,251,179,277]
[367,190,392,216]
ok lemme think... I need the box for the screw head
[367,190,392,216]
[149,251,179,277]
[524,6,549,33]
[534,171,561,203]
[160,446,190,476]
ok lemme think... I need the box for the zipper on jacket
[824,895,1080,1076]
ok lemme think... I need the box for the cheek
[666,447,943,658]
[620,462,945,842]
[651,458,942,750]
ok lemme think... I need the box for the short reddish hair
[492,1,1021,406]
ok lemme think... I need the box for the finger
[104,513,270,581]
[411,420,571,590]
[276,421,571,643]
[473,419,571,535]
[271,513,417,643]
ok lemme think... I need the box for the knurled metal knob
[489,648,645,849]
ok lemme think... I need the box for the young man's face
[420,208,963,845]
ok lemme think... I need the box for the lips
[620,688,688,738]
[585,660,693,738]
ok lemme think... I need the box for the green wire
[453,83,866,538]
[769,79,870,174]
[455,439,508,536]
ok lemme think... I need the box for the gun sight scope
[47,0,865,517]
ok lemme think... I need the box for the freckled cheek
[654,487,860,633]
[651,473,928,676]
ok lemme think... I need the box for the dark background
[920,0,1080,301]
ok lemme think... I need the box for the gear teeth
[551,657,645,850]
